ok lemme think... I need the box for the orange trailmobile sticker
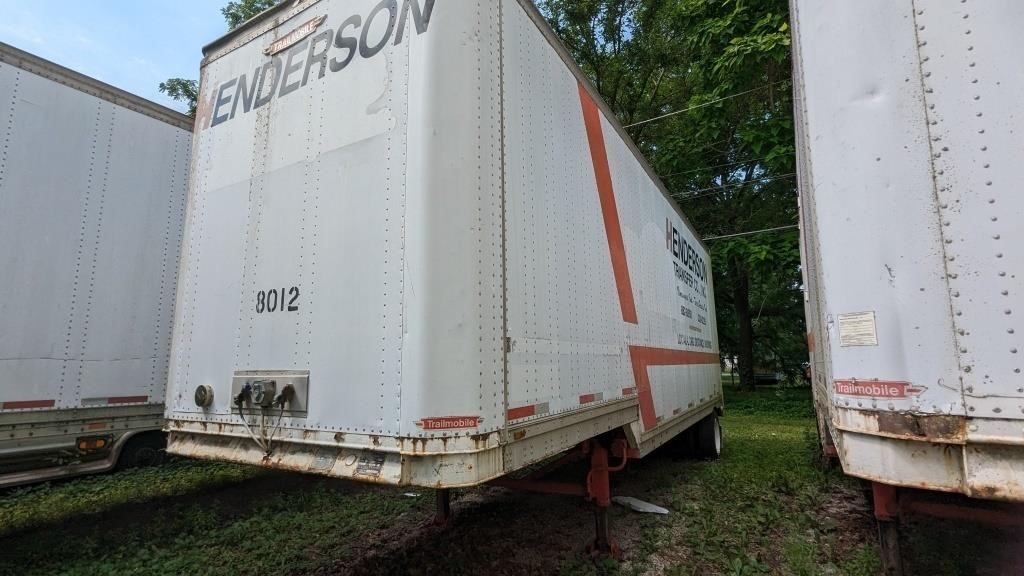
[833,380,926,398]
[415,416,483,430]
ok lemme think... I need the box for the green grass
[617,387,880,576]
[0,387,882,576]
[0,460,426,576]
[0,460,260,535]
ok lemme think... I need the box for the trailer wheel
[117,432,167,469]
[695,414,722,459]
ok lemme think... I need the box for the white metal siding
[792,0,1024,498]
[502,0,719,433]
[168,0,506,438]
[0,52,190,411]
[912,0,1024,416]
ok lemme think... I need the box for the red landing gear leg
[434,488,452,526]
[486,438,631,559]
[872,482,903,576]
[587,441,624,559]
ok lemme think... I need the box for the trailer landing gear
[434,488,452,526]
[871,482,903,576]
[586,440,625,559]
[871,481,1024,575]
[489,438,631,559]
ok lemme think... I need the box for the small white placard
[838,311,878,347]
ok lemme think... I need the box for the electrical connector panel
[230,371,309,416]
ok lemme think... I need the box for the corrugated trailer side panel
[0,48,190,412]
[792,0,1024,498]
[502,1,720,453]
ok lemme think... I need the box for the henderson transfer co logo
[196,0,436,131]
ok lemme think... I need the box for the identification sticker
[838,311,878,347]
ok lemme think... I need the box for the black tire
[117,432,167,469]
[694,414,722,459]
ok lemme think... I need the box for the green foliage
[541,0,806,390]
[157,78,199,116]
[221,0,279,30]
[160,0,280,116]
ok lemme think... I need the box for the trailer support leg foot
[872,483,903,576]
[434,488,452,526]
[585,441,622,559]
[877,520,903,576]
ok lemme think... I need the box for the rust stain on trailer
[334,432,345,443]
[474,432,496,450]
[872,411,967,442]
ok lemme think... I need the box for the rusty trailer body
[0,43,192,487]
[791,0,1024,501]
[164,0,721,488]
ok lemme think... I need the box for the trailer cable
[263,404,287,455]
[236,409,268,452]
[263,386,295,455]
[233,384,269,452]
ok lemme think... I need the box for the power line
[676,173,797,199]
[660,157,771,179]
[624,80,790,129]
[704,225,799,241]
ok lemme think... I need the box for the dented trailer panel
[0,42,192,486]
[791,0,1024,499]
[166,0,720,487]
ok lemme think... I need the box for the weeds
[616,387,876,576]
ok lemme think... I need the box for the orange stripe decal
[629,347,720,430]
[579,83,638,324]
[507,405,536,420]
[106,395,149,405]
[1,399,56,410]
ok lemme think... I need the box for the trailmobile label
[415,416,482,430]
[833,380,926,399]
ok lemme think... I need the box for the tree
[221,0,279,30]
[159,0,280,116]
[541,0,804,390]
[157,78,199,116]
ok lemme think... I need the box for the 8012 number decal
[256,286,299,314]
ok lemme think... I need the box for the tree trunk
[733,262,756,391]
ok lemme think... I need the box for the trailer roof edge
[0,42,194,132]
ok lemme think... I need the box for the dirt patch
[311,485,645,576]
[817,479,877,560]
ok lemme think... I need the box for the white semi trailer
[0,43,192,487]
[792,0,1023,570]
[164,0,721,547]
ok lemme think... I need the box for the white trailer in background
[792,0,1023,570]
[0,43,192,487]
[164,0,721,546]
